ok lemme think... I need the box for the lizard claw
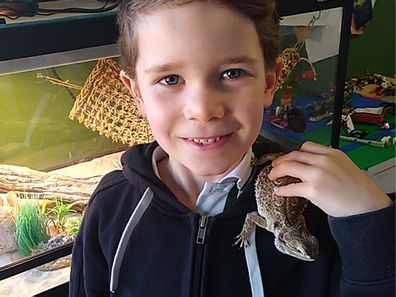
[233,234,250,248]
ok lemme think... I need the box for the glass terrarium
[0,3,152,294]
[0,54,145,295]
[261,1,351,150]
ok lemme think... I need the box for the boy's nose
[183,86,225,122]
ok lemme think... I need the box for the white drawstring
[244,211,265,297]
[110,187,154,293]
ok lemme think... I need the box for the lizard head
[274,226,319,261]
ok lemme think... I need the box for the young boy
[69,0,394,296]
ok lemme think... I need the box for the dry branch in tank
[0,164,101,203]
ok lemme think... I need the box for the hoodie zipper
[196,215,208,244]
[192,215,209,296]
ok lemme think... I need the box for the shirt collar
[217,148,253,190]
[152,145,253,191]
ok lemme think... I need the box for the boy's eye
[160,75,180,85]
[221,69,243,80]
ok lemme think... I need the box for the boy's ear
[120,70,146,115]
[263,61,282,108]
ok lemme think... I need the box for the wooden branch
[0,164,102,202]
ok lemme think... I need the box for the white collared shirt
[152,146,253,216]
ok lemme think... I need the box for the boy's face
[121,2,278,181]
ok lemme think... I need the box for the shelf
[0,0,118,62]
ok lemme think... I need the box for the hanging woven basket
[68,58,154,146]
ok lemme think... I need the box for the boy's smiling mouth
[188,137,222,145]
[183,133,233,148]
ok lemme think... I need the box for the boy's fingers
[268,160,316,181]
[272,143,340,167]
[272,150,317,167]
[300,141,331,154]
[273,182,310,199]
[272,141,333,166]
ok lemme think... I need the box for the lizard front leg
[234,212,267,248]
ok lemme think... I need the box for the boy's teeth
[191,137,221,145]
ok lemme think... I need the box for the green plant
[14,201,49,257]
[46,198,78,234]
[64,216,82,236]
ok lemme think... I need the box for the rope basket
[69,59,154,146]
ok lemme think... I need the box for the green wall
[346,1,396,78]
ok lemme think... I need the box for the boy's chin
[188,160,237,181]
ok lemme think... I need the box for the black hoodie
[69,139,395,297]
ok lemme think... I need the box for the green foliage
[64,216,82,236]
[46,198,78,234]
[14,201,49,257]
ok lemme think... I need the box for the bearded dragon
[234,153,319,261]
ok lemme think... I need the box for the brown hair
[117,0,280,78]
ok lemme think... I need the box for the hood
[121,141,159,181]
[120,141,190,212]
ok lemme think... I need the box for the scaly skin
[235,153,319,261]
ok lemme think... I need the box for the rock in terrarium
[33,235,74,271]
[0,205,16,254]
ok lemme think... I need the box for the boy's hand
[268,141,392,217]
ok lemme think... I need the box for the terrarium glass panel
[0,60,126,170]
[0,254,72,296]
[261,7,342,149]
[0,57,144,294]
